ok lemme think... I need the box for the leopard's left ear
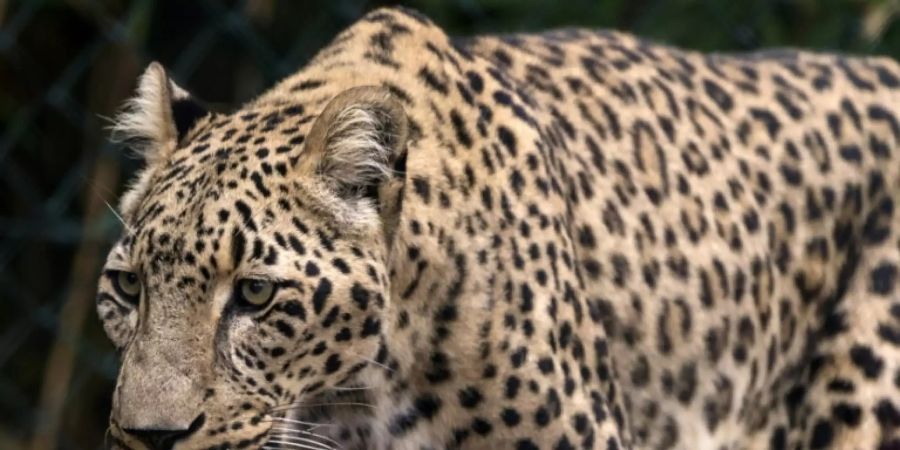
[300,86,408,200]
[110,62,208,163]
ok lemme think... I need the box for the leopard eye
[111,270,141,304]
[236,279,276,308]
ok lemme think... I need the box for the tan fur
[96,8,900,450]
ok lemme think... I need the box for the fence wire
[0,0,897,448]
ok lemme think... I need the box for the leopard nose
[123,414,205,450]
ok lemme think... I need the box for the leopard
[96,6,900,450]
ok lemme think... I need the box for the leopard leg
[779,192,900,450]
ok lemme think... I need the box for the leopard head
[97,62,408,449]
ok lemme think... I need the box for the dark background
[1,0,897,448]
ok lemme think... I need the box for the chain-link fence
[1,0,897,448]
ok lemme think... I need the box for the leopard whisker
[266,417,339,429]
[344,350,393,373]
[104,200,134,236]
[266,438,336,450]
[268,433,336,450]
[268,424,342,447]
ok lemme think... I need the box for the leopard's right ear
[112,63,209,219]
[110,62,208,164]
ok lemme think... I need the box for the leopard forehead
[97,5,900,450]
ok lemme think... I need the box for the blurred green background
[0,0,897,448]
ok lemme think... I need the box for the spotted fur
[97,7,900,450]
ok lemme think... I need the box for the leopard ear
[110,62,208,163]
[300,86,408,200]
